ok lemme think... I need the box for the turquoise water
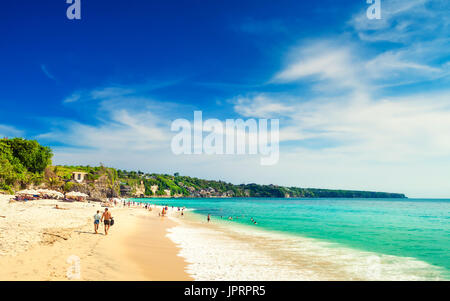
[130,197,450,279]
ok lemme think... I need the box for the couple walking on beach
[94,208,113,235]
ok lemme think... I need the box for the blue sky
[1,0,449,197]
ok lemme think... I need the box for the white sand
[0,195,192,280]
[0,195,105,256]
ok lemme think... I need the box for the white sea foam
[166,216,446,281]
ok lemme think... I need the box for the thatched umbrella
[16,189,39,196]
[66,191,88,198]
[66,191,89,201]
[37,189,64,199]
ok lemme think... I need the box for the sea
[129,197,450,281]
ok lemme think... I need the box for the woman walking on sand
[93,210,101,234]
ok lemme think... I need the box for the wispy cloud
[0,124,23,138]
[62,80,183,104]
[349,0,449,43]
[38,110,170,151]
[40,64,56,81]
[235,90,450,161]
[272,40,368,95]
[233,94,293,119]
[272,37,449,93]
[63,93,81,103]
[41,85,187,152]
[63,87,134,104]
[236,30,450,163]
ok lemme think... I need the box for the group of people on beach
[92,201,190,235]
[159,205,186,217]
[93,200,261,235]
[93,208,113,235]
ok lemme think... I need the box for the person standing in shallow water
[101,208,112,235]
[207,214,211,223]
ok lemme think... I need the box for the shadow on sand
[75,231,105,236]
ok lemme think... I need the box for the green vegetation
[238,184,406,198]
[0,138,52,193]
[0,138,406,198]
[49,164,120,197]
[116,170,406,199]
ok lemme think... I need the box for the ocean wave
[166,216,446,281]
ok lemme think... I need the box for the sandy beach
[0,195,192,281]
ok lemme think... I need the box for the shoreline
[126,214,193,280]
[1,195,447,281]
[0,195,192,281]
[166,211,447,281]
[153,200,448,281]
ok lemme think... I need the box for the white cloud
[40,94,173,152]
[0,124,23,138]
[236,91,450,163]
[230,28,450,197]
[272,41,365,91]
[90,87,135,100]
[233,94,292,118]
[367,51,441,75]
[230,90,450,197]
[271,35,449,96]
[63,93,81,103]
[350,0,449,43]
[39,112,170,151]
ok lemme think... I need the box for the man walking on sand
[101,208,112,235]
[94,210,101,234]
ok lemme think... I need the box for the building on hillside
[72,172,88,183]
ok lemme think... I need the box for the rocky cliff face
[133,182,146,198]
[62,174,120,201]
[119,182,146,198]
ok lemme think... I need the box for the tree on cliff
[3,138,53,174]
[0,138,53,192]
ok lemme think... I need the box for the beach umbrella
[38,189,64,199]
[66,191,88,198]
[53,192,64,198]
[16,189,39,195]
